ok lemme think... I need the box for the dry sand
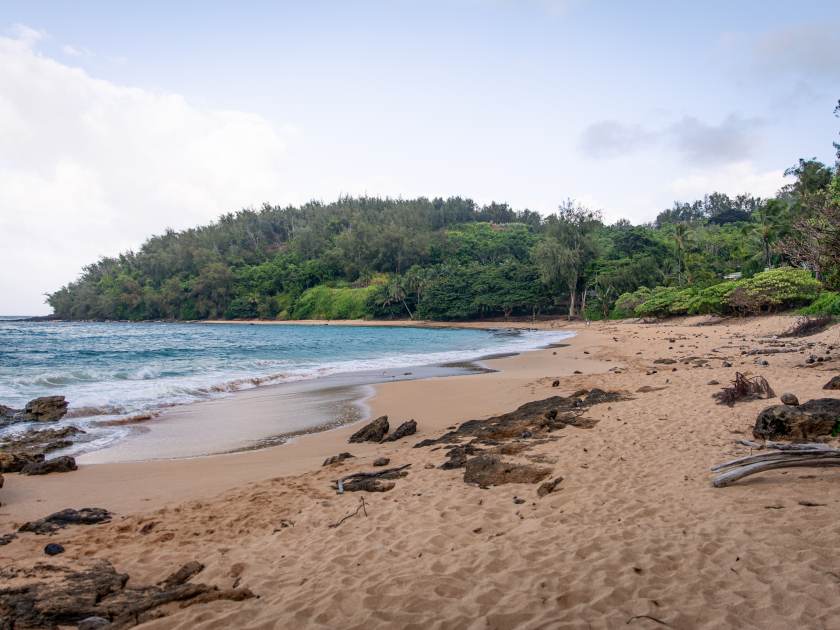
[2,315,840,629]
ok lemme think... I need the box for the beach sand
[2,315,840,628]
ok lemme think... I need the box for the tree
[534,201,602,319]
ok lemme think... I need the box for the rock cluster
[753,398,840,441]
[0,395,69,425]
[348,416,418,444]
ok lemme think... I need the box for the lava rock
[551,380,560,387]
[19,507,112,535]
[322,452,354,466]
[348,416,389,443]
[0,451,45,473]
[780,393,800,406]
[463,454,551,487]
[21,455,77,476]
[380,419,417,443]
[823,376,840,390]
[23,395,69,422]
[44,543,65,556]
[753,398,840,441]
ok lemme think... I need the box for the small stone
[513,497,525,505]
[424,463,435,469]
[537,477,564,497]
[44,543,65,556]
[323,452,354,466]
[573,370,582,374]
[707,380,720,385]
[780,393,799,406]
[373,457,390,467]
[78,617,111,630]
[722,361,732,368]
[551,380,560,387]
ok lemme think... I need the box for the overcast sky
[1,1,838,315]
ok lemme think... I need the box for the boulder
[823,376,840,390]
[348,416,389,443]
[0,451,44,473]
[380,419,417,443]
[23,396,69,422]
[780,393,800,406]
[21,455,77,475]
[463,454,551,487]
[753,398,840,441]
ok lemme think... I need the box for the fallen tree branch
[329,496,368,528]
[712,455,840,487]
[736,440,835,451]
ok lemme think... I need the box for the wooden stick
[334,464,411,494]
[736,439,835,451]
[713,456,840,487]
[711,449,840,472]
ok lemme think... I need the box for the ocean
[0,320,573,459]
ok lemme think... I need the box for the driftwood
[329,496,368,528]
[713,372,774,406]
[333,464,411,494]
[712,442,840,487]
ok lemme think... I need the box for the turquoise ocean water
[0,320,572,456]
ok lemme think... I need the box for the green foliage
[612,288,652,319]
[291,283,380,320]
[800,291,840,316]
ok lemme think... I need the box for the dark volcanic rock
[653,358,677,365]
[463,454,551,487]
[416,390,626,449]
[349,416,389,443]
[780,393,800,406]
[322,452,354,466]
[19,507,112,534]
[0,533,16,545]
[44,542,65,555]
[0,559,255,629]
[381,419,417,442]
[440,444,480,470]
[24,395,69,422]
[753,398,840,441]
[823,376,840,390]
[21,455,77,475]
[0,425,84,455]
[0,451,44,473]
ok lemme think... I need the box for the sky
[0,1,838,315]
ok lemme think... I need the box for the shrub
[291,284,377,319]
[724,267,821,314]
[611,287,652,318]
[800,291,840,316]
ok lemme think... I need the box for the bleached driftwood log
[712,442,840,487]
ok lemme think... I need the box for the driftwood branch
[712,442,840,487]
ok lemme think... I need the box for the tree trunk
[568,286,577,320]
[580,286,588,319]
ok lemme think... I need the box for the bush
[725,267,820,314]
[611,287,652,318]
[291,284,378,319]
[800,291,840,316]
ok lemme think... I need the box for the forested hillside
[47,106,840,322]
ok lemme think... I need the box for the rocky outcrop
[381,419,417,442]
[463,454,551,487]
[20,455,77,475]
[824,376,840,390]
[753,398,840,441]
[19,508,112,535]
[0,451,44,473]
[0,425,83,455]
[0,559,255,629]
[348,416,389,443]
[24,395,69,421]
[0,395,69,425]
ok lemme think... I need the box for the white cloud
[61,44,93,57]
[670,161,785,199]
[0,26,294,315]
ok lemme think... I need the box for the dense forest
[48,105,840,322]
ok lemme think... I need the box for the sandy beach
[3,315,840,629]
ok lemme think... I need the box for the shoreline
[3,314,840,628]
